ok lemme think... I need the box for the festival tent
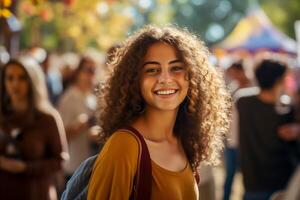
[213,9,297,56]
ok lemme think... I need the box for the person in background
[28,47,63,106]
[271,65,300,200]
[223,61,255,200]
[61,63,75,92]
[60,52,80,92]
[87,25,231,199]
[57,56,98,181]
[274,85,300,200]
[0,46,10,66]
[198,163,216,200]
[237,59,300,200]
[226,61,252,93]
[41,52,63,106]
[275,94,300,200]
[0,57,68,200]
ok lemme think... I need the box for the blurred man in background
[237,59,300,200]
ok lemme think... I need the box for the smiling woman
[87,25,231,200]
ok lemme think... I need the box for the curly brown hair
[97,25,231,170]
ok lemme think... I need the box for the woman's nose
[11,79,20,87]
[158,70,172,84]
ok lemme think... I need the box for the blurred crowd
[0,46,111,199]
[220,53,300,200]
[0,45,299,200]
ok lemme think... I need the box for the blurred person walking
[198,163,216,200]
[41,52,63,106]
[237,59,300,200]
[87,25,231,199]
[274,96,300,200]
[57,57,98,182]
[223,61,256,200]
[28,48,63,106]
[0,57,68,200]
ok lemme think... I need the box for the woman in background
[0,57,68,200]
[57,56,98,181]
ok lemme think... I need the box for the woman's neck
[75,82,90,93]
[133,109,178,142]
[11,100,29,113]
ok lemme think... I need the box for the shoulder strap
[194,170,200,184]
[119,126,152,200]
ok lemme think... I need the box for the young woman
[88,25,231,199]
[57,56,98,180]
[0,57,68,200]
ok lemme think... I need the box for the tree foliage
[259,0,300,39]
[18,0,135,52]
[15,0,300,52]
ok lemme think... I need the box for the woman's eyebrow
[169,59,182,64]
[143,59,182,67]
[142,61,160,67]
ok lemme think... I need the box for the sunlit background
[1,1,300,200]
[1,0,299,53]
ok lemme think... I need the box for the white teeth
[156,90,176,95]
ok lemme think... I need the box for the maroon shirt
[0,111,66,200]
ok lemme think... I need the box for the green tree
[171,0,252,45]
[259,0,300,39]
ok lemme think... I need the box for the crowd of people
[0,47,105,199]
[0,24,299,200]
[223,57,300,200]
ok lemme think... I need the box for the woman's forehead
[5,63,26,75]
[143,42,179,61]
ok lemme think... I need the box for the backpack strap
[194,170,200,184]
[119,126,152,200]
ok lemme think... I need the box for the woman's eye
[171,66,185,72]
[5,75,15,82]
[19,75,28,81]
[145,68,160,74]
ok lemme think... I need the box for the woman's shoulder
[35,110,61,130]
[104,130,140,153]
[88,130,141,199]
[58,86,79,104]
[35,110,55,122]
[93,130,140,171]
[96,130,140,160]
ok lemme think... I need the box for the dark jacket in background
[237,95,299,192]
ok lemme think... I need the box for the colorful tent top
[214,9,297,55]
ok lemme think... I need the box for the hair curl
[97,25,231,169]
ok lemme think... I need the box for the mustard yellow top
[87,131,198,200]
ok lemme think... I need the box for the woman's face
[140,42,189,112]
[4,64,30,102]
[77,60,96,89]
